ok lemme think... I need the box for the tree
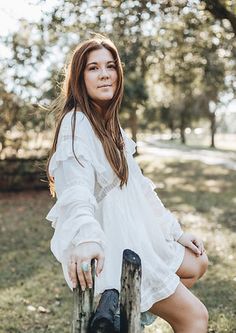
[202,0,236,35]
[1,0,236,157]
[146,1,234,145]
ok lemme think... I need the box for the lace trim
[96,177,120,203]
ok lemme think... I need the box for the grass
[0,144,236,332]
[136,148,236,333]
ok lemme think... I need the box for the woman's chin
[98,93,114,100]
[94,96,114,104]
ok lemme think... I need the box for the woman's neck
[92,100,110,114]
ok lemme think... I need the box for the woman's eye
[88,65,116,71]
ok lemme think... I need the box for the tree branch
[202,0,236,35]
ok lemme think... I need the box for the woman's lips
[98,85,112,88]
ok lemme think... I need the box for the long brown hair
[46,34,129,197]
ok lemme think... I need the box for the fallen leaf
[38,306,50,313]
[27,305,36,312]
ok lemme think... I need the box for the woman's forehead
[86,48,114,64]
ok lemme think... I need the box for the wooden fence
[72,249,143,333]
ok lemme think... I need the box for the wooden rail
[72,249,143,333]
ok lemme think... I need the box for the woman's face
[84,47,118,108]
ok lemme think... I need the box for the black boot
[88,289,120,333]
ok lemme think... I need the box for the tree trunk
[129,108,138,155]
[169,120,175,140]
[180,122,186,144]
[180,111,187,144]
[202,0,236,35]
[210,112,216,148]
[120,249,142,333]
[129,109,138,142]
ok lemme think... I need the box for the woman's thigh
[176,246,209,279]
[149,282,208,332]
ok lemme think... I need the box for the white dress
[45,110,185,316]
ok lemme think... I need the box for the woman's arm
[46,150,106,289]
[140,176,205,255]
[177,232,205,256]
[140,175,184,241]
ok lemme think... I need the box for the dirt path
[138,137,236,170]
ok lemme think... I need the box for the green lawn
[0,146,236,332]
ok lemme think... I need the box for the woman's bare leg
[148,247,209,332]
[180,276,197,288]
[149,282,208,333]
[176,247,209,289]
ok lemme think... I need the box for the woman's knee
[192,252,209,280]
[176,247,208,281]
[193,302,209,331]
[150,283,208,332]
[176,301,209,332]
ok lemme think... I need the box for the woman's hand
[177,232,205,256]
[67,242,105,290]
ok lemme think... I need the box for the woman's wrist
[176,230,185,243]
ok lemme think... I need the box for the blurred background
[0,1,236,332]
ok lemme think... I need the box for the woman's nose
[99,68,110,78]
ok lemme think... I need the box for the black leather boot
[88,289,120,333]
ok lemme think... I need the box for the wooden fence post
[72,250,143,333]
[71,259,95,333]
[120,249,142,333]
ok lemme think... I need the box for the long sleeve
[47,156,107,263]
[141,175,183,241]
[120,127,183,242]
[45,112,107,263]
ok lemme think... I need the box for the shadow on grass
[0,190,56,289]
[140,159,236,233]
[0,181,235,332]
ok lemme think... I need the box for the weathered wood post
[72,259,95,333]
[71,250,143,333]
[120,249,142,333]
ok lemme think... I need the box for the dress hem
[140,244,185,313]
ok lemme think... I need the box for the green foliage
[0,0,236,157]
[0,158,47,191]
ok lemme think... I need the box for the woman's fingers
[199,242,205,255]
[96,253,105,276]
[82,263,93,289]
[188,240,201,256]
[178,232,205,257]
[68,260,79,288]
[67,243,105,289]
[193,238,204,255]
[76,261,87,291]
[196,241,204,255]
[69,258,95,290]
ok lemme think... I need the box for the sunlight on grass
[136,151,236,333]
[0,148,236,332]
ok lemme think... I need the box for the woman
[46,34,209,332]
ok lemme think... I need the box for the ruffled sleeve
[141,175,183,241]
[120,127,183,242]
[120,127,137,156]
[45,112,107,263]
[49,111,108,187]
